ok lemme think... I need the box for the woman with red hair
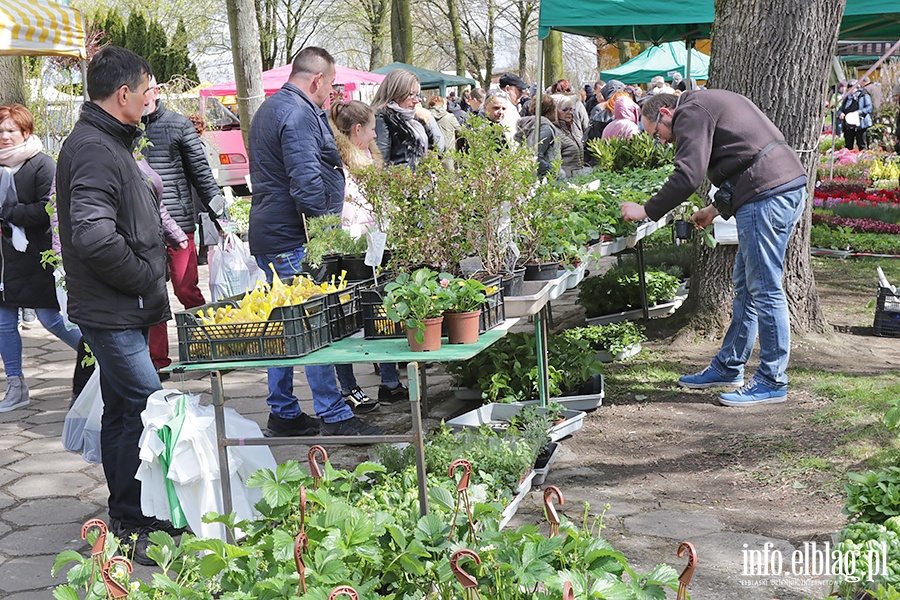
[0,104,83,412]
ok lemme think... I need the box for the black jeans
[844,126,867,151]
[81,325,162,527]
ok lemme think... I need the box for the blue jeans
[80,325,162,527]
[255,249,352,424]
[335,362,400,392]
[0,306,82,377]
[710,186,806,390]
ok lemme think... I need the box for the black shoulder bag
[713,140,788,219]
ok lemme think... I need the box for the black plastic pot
[523,261,560,281]
[674,220,694,240]
[564,373,603,397]
[500,266,526,297]
[302,254,341,283]
[342,254,373,281]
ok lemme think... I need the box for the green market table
[164,319,518,524]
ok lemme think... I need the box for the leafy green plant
[446,331,603,402]
[844,467,900,523]
[383,268,455,342]
[303,214,365,268]
[447,277,487,313]
[586,134,675,172]
[833,519,900,597]
[562,322,646,357]
[577,268,681,317]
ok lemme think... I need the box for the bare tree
[256,0,337,69]
[224,0,265,149]
[391,0,413,62]
[0,57,26,106]
[683,0,843,336]
[460,0,497,89]
[496,0,538,76]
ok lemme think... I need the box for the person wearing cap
[837,79,873,150]
[591,79,625,120]
[672,72,687,92]
[498,73,528,136]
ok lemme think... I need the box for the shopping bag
[53,266,78,331]
[62,366,103,464]
[208,233,264,300]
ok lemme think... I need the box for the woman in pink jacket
[602,95,642,140]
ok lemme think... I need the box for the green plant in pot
[444,277,487,344]
[383,267,454,350]
[302,214,352,283]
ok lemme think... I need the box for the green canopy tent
[600,42,709,85]
[372,62,477,96]
[538,0,900,43]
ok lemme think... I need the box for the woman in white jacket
[328,100,408,412]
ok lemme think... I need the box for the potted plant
[383,267,454,351]
[302,214,348,282]
[444,277,487,344]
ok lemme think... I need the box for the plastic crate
[323,283,364,341]
[874,287,900,337]
[479,275,505,333]
[176,296,331,363]
[361,282,406,339]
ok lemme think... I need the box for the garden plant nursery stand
[164,319,518,536]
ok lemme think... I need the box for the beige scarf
[0,135,43,169]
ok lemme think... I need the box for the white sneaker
[22,308,37,323]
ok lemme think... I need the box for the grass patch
[602,356,683,403]
[793,368,900,470]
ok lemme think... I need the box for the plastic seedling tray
[532,441,560,487]
[596,343,642,363]
[597,237,628,257]
[499,477,533,530]
[503,281,552,317]
[445,403,586,442]
[546,272,571,301]
[563,264,587,290]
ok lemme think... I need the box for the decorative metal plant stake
[676,541,697,600]
[448,458,478,543]
[101,556,132,598]
[308,445,328,489]
[81,518,108,582]
[563,581,575,600]
[543,485,564,537]
[294,530,309,595]
[328,585,361,599]
[450,548,483,600]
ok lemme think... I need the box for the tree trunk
[225,0,265,151]
[447,0,466,76]
[688,0,842,337]
[391,0,413,63]
[0,57,27,106]
[543,31,563,86]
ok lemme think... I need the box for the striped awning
[0,0,85,58]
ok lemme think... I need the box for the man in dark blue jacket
[248,46,381,437]
[56,46,172,565]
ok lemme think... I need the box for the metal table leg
[636,239,650,319]
[535,305,550,408]
[210,371,235,544]
[407,361,429,516]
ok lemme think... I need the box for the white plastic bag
[208,233,263,300]
[62,366,102,464]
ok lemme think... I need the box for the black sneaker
[111,517,188,538]
[342,386,379,414]
[320,416,384,436]
[378,383,409,403]
[265,413,321,437]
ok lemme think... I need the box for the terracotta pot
[407,316,443,352]
[444,310,481,344]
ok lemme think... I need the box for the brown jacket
[643,89,806,221]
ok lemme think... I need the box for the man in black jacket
[142,77,223,372]
[56,46,171,565]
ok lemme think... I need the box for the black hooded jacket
[56,102,170,329]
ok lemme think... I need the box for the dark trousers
[81,325,162,527]
[843,126,867,151]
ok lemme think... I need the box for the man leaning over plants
[621,90,807,407]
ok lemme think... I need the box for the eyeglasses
[560,107,574,113]
[407,90,421,99]
[652,112,663,142]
